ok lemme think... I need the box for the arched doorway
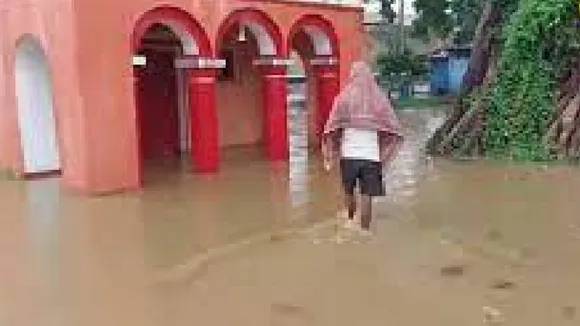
[216,9,289,162]
[288,15,340,151]
[132,7,217,183]
[134,24,182,164]
[14,35,61,175]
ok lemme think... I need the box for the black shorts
[340,159,385,197]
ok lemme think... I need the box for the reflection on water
[3,107,580,325]
[383,110,446,204]
[288,102,310,208]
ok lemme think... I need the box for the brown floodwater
[2,107,580,326]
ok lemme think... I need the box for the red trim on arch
[216,8,285,56]
[132,6,212,56]
[288,14,340,57]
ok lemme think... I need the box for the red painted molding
[132,6,212,56]
[216,8,285,56]
[288,14,340,57]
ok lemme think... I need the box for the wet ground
[2,106,580,325]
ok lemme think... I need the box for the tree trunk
[425,1,580,160]
[546,59,580,159]
[426,1,503,156]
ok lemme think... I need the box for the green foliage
[395,97,449,110]
[363,0,396,23]
[492,0,520,15]
[483,0,580,161]
[376,48,428,77]
[450,0,485,44]
[412,0,485,44]
[412,0,454,40]
[448,86,487,156]
[378,0,397,23]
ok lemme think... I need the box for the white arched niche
[302,25,333,56]
[14,36,61,174]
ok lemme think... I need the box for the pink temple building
[0,0,364,194]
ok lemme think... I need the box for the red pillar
[133,65,146,186]
[188,68,219,173]
[259,64,289,161]
[313,63,340,146]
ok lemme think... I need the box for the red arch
[216,8,285,56]
[288,14,339,57]
[132,6,212,56]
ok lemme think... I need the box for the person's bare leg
[360,195,373,230]
[345,193,356,220]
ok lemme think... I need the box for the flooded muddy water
[2,106,580,325]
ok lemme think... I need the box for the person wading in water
[322,61,404,236]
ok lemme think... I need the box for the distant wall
[448,57,470,94]
[216,41,263,148]
[429,54,470,95]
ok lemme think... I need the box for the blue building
[429,46,471,95]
